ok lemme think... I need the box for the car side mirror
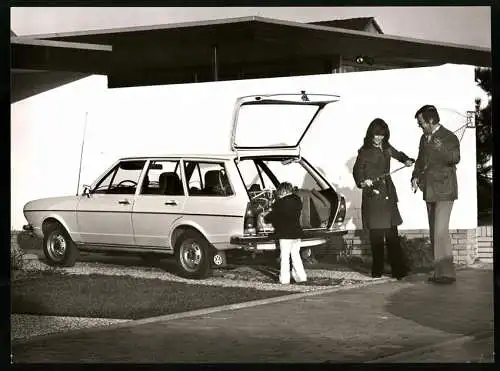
[82,184,92,197]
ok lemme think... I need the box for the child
[264,182,307,284]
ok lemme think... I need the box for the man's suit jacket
[411,125,460,202]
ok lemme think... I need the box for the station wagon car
[23,92,347,279]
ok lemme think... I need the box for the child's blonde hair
[276,182,294,198]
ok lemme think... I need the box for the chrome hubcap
[180,240,202,272]
[47,232,67,261]
[213,254,223,266]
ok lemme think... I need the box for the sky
[10,6,491,49]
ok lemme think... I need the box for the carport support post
[212,45,218,81]
[333,55,343,73]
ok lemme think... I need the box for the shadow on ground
[31,249,182,276]
[16,232,42,251]
[24,244,371,287]
[384,269,494,336]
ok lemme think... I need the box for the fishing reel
[249,189,274,213]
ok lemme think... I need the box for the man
[411,105,461,284]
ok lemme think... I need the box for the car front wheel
[175,231,212,279]
[43,223,78,267]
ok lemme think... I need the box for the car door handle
[118,199,130,205]
[164,200,178,206]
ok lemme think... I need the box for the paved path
[370,333,494,363]
[12,267,493,363]
[11,314,130,341]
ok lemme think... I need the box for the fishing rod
[371,160,415,183]
[366,114,476,194]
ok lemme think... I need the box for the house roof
[310,17,383,34]
[10,28,95,102]
[11,16,490,102]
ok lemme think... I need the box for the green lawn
[11,271,294,320]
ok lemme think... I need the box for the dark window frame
[184,160,234,197]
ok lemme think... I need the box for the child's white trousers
[279,238,307,284]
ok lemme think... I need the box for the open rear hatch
[229,92,346,249]
[231,92,340,152]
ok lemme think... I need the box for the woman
[353,118,414,279]
[264,182,307,284]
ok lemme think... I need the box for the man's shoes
[371,273,383,278]
[428,276,456,285]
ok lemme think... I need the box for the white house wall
[11,64,480,231]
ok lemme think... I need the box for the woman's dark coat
[353,144,412,230]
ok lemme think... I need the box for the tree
[474,67,492,224]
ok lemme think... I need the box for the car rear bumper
[230,228,347,251]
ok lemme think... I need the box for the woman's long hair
[362,118,391,149]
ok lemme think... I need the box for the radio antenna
[76,111,88,196]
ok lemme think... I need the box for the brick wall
[337,228,479,266]
[476,225,493,263]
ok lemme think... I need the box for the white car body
[23,92,347,277]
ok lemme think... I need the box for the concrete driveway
[12,267,493,363]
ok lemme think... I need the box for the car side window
[237,159,264,191]
[93,160,146,195]
[184,161,233,197]
[141,160,184,196]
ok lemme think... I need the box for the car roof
[119,153,237,161]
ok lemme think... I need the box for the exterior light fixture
[475,97,482,112]
[355,56,364,64]
[354,56,374,65]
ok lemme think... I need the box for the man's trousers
[426,201,455,279]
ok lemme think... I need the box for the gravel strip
[19,257,381,293]
[11,314,130,341]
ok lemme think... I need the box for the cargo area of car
[235,156,343,237]
[248,187,339,232]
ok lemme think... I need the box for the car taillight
[244,204,256,235]
[335,197,346,225]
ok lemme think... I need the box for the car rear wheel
[175,231,212,279]
[43,223,78,267]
